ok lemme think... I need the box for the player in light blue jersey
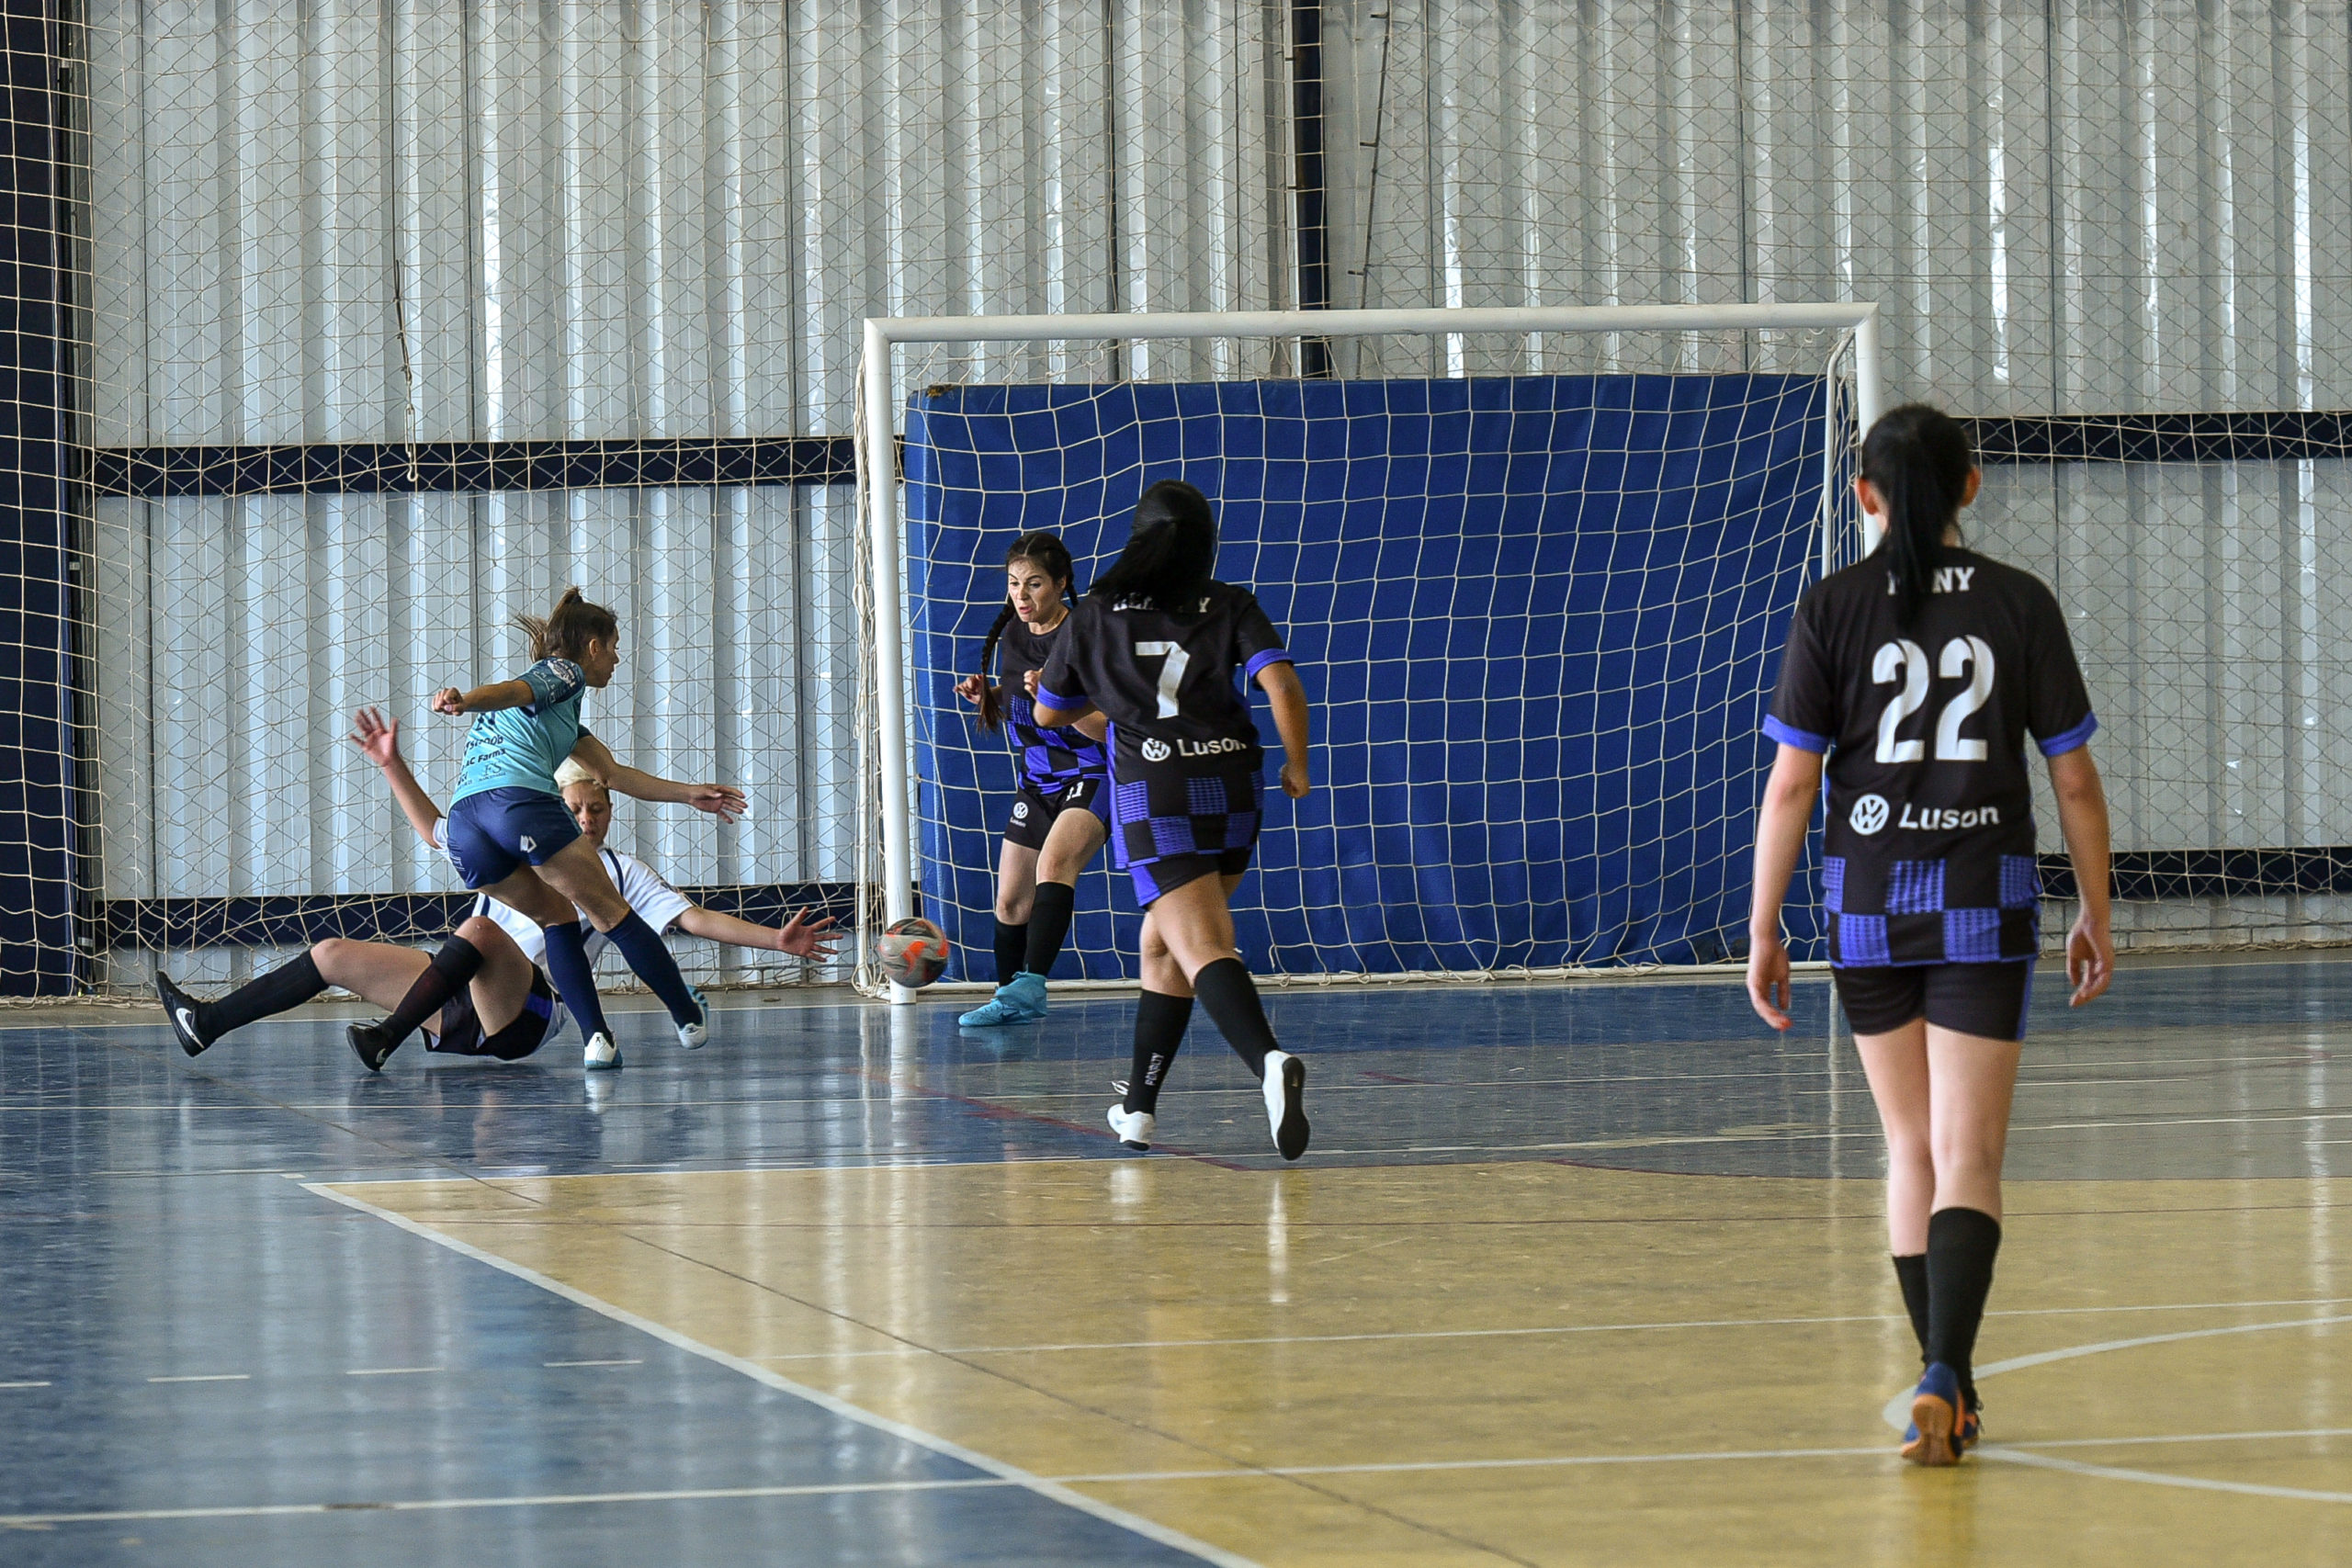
[405,586,747,1072]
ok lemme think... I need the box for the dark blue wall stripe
[1970,410,2352,464]
[2041,848,2352,902]
[94,435,858,498]
[2,0,83,994]
[100,882,857,951]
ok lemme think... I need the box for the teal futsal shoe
[957,971,1049,1028]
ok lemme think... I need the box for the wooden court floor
[337,1156,2348,1566]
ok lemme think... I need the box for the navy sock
[1893,1253,1930,1363]
[993,919,1030,985]
[1022,883,1077,978]
[606,911,701,1025]
[195,951,327,1043]
[1125,990,1193,1114]
[1191,957,1280,1079]
[379,935,483,1045]
[1926,1208,2003,1404]
[541,921,609,1041]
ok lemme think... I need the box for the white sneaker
[676,987,708,1050]
[1261,1050,1308,1161]
[582,1032,623,1071]
[1108,1105,1156,1150]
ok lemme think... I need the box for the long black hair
[1861,403,1976,626]
[1088,479,1217,610]
[975,531,1077,731]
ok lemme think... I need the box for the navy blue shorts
[443,787,582,890]
[1833,960,2036,1043]
[427,967,558,1061]
[1005,775,1109,852]
[1112,767,1261,906]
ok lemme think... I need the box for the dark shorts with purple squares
[1004,775,1108,852]
[1112,765,1263,906]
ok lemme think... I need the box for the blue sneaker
[1902,1361,1964,1466]
[957,972,1048,1027]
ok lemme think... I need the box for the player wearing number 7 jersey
[1747,404,2115,1469]
[1035,479,1315,1161]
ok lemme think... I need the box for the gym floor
[1,958,2344,1565]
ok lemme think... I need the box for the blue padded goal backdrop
[902,375,1833,980]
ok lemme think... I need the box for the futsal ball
[874,916,951,989]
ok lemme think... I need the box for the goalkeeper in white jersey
[156,710,836,1071]
[1746,402,2115,1468]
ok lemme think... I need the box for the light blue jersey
[450,658,592,804]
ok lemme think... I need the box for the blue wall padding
[903,375,1829,979]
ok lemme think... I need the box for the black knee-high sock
[378,935,484,1045]
[605,911,701,1024]
[541,921,609,1041]
[1191,957,1281,1079]
[1125,990,1193,1113]
[993,919,1030,985]
[1893,1253,1931,1363]
[194,951,328,1043]
[1926,1208,2003,1401]
[1022,883,1077,978]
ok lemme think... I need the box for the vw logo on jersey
[1849,794,1890,835]
[1011,800,1030,821]
[1140,738,1171,762]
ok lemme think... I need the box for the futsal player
[1745,404,2114,1466]
[424,587,744,1071]
[952,531,1113,1025]
[1033,479,1316,1160]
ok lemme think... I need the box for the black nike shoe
[346,1021,401,1073]
[155,973,209,1057]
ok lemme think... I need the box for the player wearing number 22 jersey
[1037,581,1291,904]
[1766,548,2098,969]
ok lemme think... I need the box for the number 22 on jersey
[1134,640,1190,718]
[1872,637,1994,763]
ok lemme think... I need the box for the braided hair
[975,531,1078,731]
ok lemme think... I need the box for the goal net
[854,306,1879,994]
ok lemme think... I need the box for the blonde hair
[554,758,608,795]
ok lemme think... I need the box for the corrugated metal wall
[83,0,1287,979]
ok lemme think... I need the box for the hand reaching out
[774,908,842,961]
[429,687,467,716]
[349,706,401,768]
[956,673,989,707]
[685,784,749,824]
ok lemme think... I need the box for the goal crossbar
[856,302,1886,998]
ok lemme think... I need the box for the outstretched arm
[568,732,748,823]
[674,904,842,959]
[1745,742,1824,1031]
[1255,660,1311,799]
[430,678,535,716]
[349,707,444,847]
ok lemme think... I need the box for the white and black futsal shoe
[1261,1050,1309,1161]
[676,987,708,1050]
[154,973,209,1058]
[582,1031,623,1071]
[1108,1105,1155,1150]
[346,1021,401,1074]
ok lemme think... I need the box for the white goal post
[856,303,1886,1000]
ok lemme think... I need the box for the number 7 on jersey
[1135,640,1189,718]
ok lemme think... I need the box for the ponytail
[1860,404,1976,626]
[1090,479,1216,609]
[974,531,1078,732]
[514,586,620,664]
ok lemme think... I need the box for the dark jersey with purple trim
[1037,581,1291,775]
[994,616,1108,793]
[1765,548,2096,966]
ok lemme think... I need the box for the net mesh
[859,323,1861,991]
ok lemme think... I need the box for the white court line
[0,1382,51,1390]
[300,1181,1261,1568]
[345,1367,442,1377]
[146,1374,248,1384]
[543,1359,641,1369]
[1982,1446,2352,1504]
[9,1427,2350,1529]
[756,1296,2352,1361]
